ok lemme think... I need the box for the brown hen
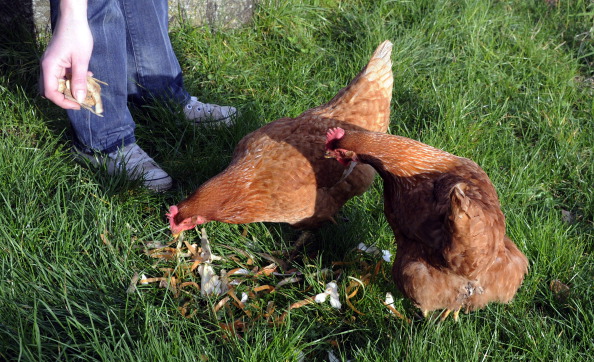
[168,41,394,236]
[325,127,528,320]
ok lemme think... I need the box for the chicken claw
[58,75,107,117]
[453,309,460,321]
[439,307,461,322]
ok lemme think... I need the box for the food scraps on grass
[315,282,341,309]
[199,228,222,262]
[383,292,410,323]
[198,263,229,296]
[126,272,140,294]
[134,227,409,338]
[385,292,395,312]
[357,242,392,262]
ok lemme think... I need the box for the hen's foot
[288,231,316,262]
[439,307,461,322]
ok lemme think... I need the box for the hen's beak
[172,230,184,240]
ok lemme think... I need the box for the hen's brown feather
[170,41,394,232]
[328,129,528,316]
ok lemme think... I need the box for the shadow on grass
[0,10,74,140]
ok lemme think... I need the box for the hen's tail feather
[305,40,394,133]
[363,40,394,78]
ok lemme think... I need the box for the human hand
[40,1,93,110]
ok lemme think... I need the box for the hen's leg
[453,308,461,321]
[440,307,462,322]
[288,231,316,262]
[440,309,452,321]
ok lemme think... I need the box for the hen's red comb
[326,127,345,147]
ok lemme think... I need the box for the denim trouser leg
[50,0,190,154]
[119,0,189,103]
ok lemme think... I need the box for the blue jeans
[50,0,190,153]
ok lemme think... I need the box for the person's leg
[119,0,188,104]
[120,0,237,125]
[51,0,136,154]
[50,0,172,191]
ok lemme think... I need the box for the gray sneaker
[184,96,237,126]
[74,143,173,192]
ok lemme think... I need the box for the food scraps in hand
[57,75,107,116]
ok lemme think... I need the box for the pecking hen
[325,127,528,320]
[168,41,394,236]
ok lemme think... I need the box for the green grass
[1,0,593,360]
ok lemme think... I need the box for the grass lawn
[1,0,593,360]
